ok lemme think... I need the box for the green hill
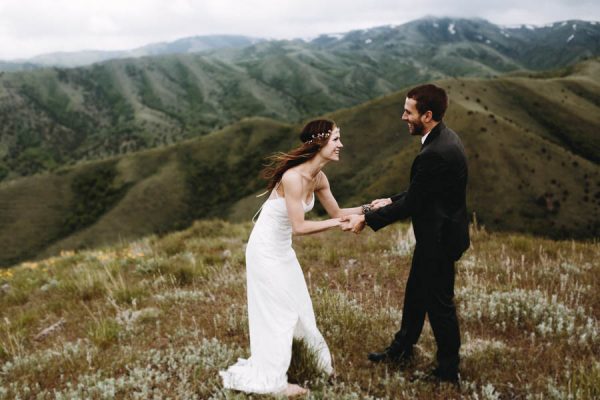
[0,59,599,267]
[1,18,599,181]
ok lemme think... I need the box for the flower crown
[305,127,339,144]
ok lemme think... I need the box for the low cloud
[0,0,598,59]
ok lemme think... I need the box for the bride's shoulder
[281,168,302,179]
[281,169,303,184]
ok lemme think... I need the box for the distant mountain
[0,18,599,181]
[311,18,600,71]
[3,18,598,71]
[0,35,264,70]
[0,58,598,267]
[0,62,40,72]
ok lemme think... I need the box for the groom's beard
[409,120,425,136]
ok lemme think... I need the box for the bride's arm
[282,171,341,236]
[315,172,363,218]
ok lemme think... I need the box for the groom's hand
[340,214,366,234]
[370,198,392,210]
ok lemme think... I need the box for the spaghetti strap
[273,180,282,199]
[252,181,282,224]
[251,203,264,224]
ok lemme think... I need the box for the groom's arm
[365,152,447,232]
[390,191,407,202]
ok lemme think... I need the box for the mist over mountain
[2,17,597,70]
[1,35,265,70]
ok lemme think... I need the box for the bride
[219,119,366,396]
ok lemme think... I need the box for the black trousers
[392,244,461,372]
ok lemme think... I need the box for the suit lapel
[411,122,445,181]
[421,121,445,150]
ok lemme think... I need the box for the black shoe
[419,367,460,387]
[367,346,413,364]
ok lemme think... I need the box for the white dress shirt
[421,130,431,145]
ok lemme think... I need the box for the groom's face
[402,98,425,136]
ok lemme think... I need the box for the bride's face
[320,126,343,161]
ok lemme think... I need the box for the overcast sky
[0,0,598,60]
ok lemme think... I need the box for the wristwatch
[361,204,372,214]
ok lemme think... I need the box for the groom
[341,84,469,384]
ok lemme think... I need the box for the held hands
[339,198,391,234]
[370,198,392,210]
[340,214,366,234]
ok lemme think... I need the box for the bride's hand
[339,216,352,231]
[370,198,392,210]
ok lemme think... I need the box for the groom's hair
[407,84,448,121]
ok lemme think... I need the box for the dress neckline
[271,174,320,205]
[267,192,314,206]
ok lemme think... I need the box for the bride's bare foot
[280,383,309,397]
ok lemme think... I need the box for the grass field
[1,218,598,399]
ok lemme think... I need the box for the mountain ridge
[1,19,599,182]
[2,17,598,69]
[1,35,266,69]
[0,58,598,267]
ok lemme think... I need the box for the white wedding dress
[219,185,333,394]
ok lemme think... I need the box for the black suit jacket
[365,122,470,261]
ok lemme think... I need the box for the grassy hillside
[1,19,599,181]
[0,59,599,267]
[0,220,598,398]
[0,118,296,267]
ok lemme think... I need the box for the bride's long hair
[261,119,336,191]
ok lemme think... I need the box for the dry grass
[0,219,598,399]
